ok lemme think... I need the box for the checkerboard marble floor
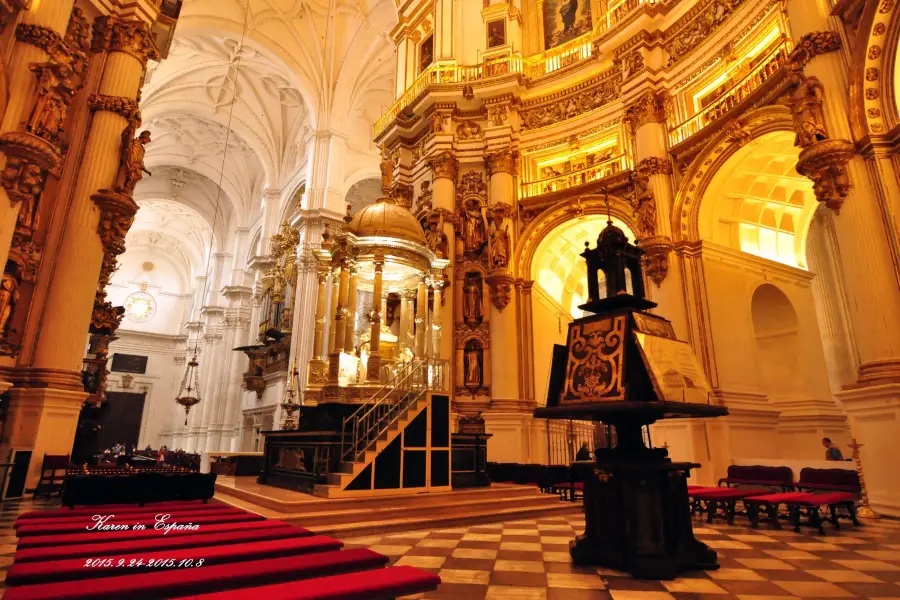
[344,510,900,600]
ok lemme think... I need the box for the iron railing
[340,359,448,463]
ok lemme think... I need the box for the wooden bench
[785,492,860,535]
[718,465,794,491]
[796,467,861,493]
[688,487,770,524]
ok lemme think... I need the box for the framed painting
[420,35,434,73]
[542,0,592,50]
[487,19,506,49]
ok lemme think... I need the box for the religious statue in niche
[0,267,20,336]
[380,145,393,193]
[115,124,152,195]
[26,60,80,146]
[789,70,828,148]
[488,218,510,269]
[487,20,506,48]
[416,180,433,212]
[464,340,483,389]
[420,35,434,73]
[463,272,484,326]
[462,198,488,254]
[424,213,449,258]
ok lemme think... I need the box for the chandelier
[175,353,201,425]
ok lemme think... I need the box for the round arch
[750,283,805,399]
[847,0,900,140]
[515,193,639,280]
[672,105,797,243]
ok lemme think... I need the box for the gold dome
[347,198,426,245]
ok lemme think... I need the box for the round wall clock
[124,291,157,323]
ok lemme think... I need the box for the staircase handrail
[341,359,446,463]
[340,359,419,433]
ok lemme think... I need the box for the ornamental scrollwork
[789,31,842,69]
[457,171,487,198]
[795,139,855,214]
[456,120,483,141]
[664,0,748,67]
[634,157,673,176]
[428,151,458,181]
[88,94,140,118]
[65,7,91,53]
[485,151,516,176]
[93,189,139,256]
[624,91,667,131]
[521,76,619,130]
[485,270,514,312]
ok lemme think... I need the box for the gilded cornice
[663,0,750,67]
[91,16,160,65]
[789,31,842,70]
[520,66,619,109]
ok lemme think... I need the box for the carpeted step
[171,565,441,600]
[16,501,221,523]
[6,535,345,586]
[15,511,263,537]
[16,519,291,549]
[2,549,389,600]
[15,507,246,530]
[13,525,312,563]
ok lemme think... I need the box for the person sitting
[822,437,844,461]
[575,443,592,461]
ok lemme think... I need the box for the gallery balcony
[520,154,630,200]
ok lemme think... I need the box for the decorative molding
[485,269,514,311]
[634,157,672,176]
[92,189,139,256]
[663,0,749,67]
[624,91,667,130]
[637,236,673,286]
[485,151,516,176]
[15,24,68,60]
[520,74,620,130]
[795,139,855,214]
[428,151,458,181]
[88,94,139,118]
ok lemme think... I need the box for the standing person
[822,437,844,461]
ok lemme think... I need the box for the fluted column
[313,269,328,359]
[32,18,158,373]
[343,265,358,352]
[432,283,443,359]
[367,258,384,381]
[333,262,350,355]
[415,277,427,358]
[485,151,522,410]
[328,271,339,354]
[429,152,457,365]
[217,286,252,451]
[623,91,689,339]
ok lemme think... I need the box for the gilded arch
[848,0,900,140]
[515,194,638,280]
[672,105,796,243]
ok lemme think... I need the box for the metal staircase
[314,359,448,497]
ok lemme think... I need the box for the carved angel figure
[790,71,829,148]
[116,129,152,195]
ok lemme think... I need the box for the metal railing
[668,41,791,146]
[546,419,597,465]
[340,359,448,463]
[523,33,593,79]
[521,153,629,199]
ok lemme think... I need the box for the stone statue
[432,112,447,134]
[0,272,20,335]
[463,202,487,253]
[26,61,79,145]
[463,276,483,323]
[632,194,657,239]
[489,222,510,269]
[790,71,828,148]
[380,146,393,193]
[10,160,44,231]
[425,215,448,258]
[464,342,482,387]
[116,129,152,195]
[456,120,482,141]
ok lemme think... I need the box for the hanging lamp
[175,352,201,425]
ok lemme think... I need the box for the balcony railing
[523,33,593,79]
[668,41,791,146]
[595,0,652,38]
[521,154,629,199]
[374,54,524,136]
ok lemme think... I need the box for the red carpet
[6,500,441,599]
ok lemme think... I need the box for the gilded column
[312,268,328,359]
[432,282,443,359]
[367,257,384,381]
[328,270,339,354]
[343,265,358,352]
[415,276,427,358]
[485,151,522,410]
[428,152,457,364]
[333,261,350,356]
[623,91,689,339]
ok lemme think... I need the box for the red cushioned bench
[718,465,794,491]
[2,549,390,600]
[15,511,263,537]
[6,535,344,586]
[688,487,769,525]
[743,492,811,530]
[785,492,860,535]
[15,507,246,530]
[16,519,291,549]
[16,501,222,522]
[171,565,442,600]
[13,524,312,563]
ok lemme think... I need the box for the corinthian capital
[91,16,160,65]
[624,91,667,131]
[428,151,458,182]
[485,151,516,177]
